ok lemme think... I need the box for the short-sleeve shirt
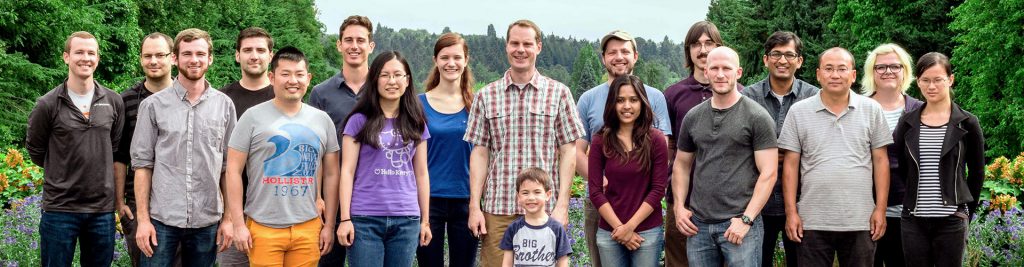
[677,97,777,222]
[344,113,430,216]
[419,94,473,198]
[500,217,572,266]
[777,92,893,231]
[463,70,585,215]
[228,102,339,227]
[220,81,274,119]
[576,83,673,141]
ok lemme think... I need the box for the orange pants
[247,218,322,267]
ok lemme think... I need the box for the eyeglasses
[141,52,171,60]
[379,73,408,81]
[688,41,719,51]
[767,51,800,61]
[873,64,904,74]
[918,77,948,86]
[820,67,851,75]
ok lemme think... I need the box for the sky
[314,0,711,43]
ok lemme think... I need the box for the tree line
[1,0,1021,158]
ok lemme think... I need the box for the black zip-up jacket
[893,102,985,217]
[26,79,125,212]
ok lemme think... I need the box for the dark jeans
[798,230,875,267]
[120,205,182,267]
[901,214,968,267]
[416,197,478,267]
[319,215,347,267]
[762,214,798,267]
[874,217,904,267]
[139,220,218,267]
[40,211,115,267]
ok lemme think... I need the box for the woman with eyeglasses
[414,32,479,267]
[588,75,668,267]
[892,52,984,267]
[336,51,432,266]
[862,43,922,267]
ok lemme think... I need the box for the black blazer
[893,102,985,217]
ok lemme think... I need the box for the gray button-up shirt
[131,80,236,228]
[741,78,820,136]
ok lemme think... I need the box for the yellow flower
[4,148,23,168]
[0,172,8,191]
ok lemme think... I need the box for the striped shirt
[913,123,958,217]
[114,81,159,204]
[882,108,903,132]
[464,70,585,215]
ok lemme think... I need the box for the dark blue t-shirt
[419,94,472,198]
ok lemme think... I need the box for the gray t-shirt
[778,92,893,231]
[228,101,340,227]
[677,97,777,222]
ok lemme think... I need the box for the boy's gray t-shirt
[677,97,777,222]
[228,101,340,227]
[777,93,893,231]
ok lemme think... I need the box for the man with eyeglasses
[307,15,374,266]
[114,32,182,267]
[663,21,740,266]
[778,47,891,266]
[216,27,277,267]
[131,28,237,266]
[739,31,819,267]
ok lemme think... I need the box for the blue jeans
[596,226,664,267]
[40,211,115,267]
[349,215,421,267]
[687,217,764,267]
[140,220,218,267]
[416,198,478,267]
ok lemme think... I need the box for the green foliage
[950,0,1024,158]
[635,58,678,90]
[980,154,1024,211]
[829,0,957,95]
[707,0,839,86]
[0,148,42,206]
[965,203,1024,267]
[570,44,603,100]
[0,0,332,147]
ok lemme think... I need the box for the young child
[500,168,572,267]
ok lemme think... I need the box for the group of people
[25,14,985,267]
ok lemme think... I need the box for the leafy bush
[0,195,132,266]
[966,202,1024,266]
[0,148,42,206]
[981,153,1024,211]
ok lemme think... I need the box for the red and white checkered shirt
[464,70,585,215]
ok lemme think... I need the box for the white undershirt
[69,89,95,118]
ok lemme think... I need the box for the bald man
[670,47,779,266]
[779,47,891,267]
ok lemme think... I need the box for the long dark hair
[344,50,426,148]
[424,32,475,107]
[599,75,655,173]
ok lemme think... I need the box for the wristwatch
[736,215,754,226]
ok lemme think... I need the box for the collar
[501,69,540,91]
[57,78,104,101]
[812,90,860,112]
[172,79,213,102]
[683,75,709,91]
[758,78,809,98]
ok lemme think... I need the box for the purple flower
[113,250,122,261]
[29,241,37,249]
[5,260,18,267]
[3,236,14,244]
[26,182,34,188]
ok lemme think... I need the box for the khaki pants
[664,206,689,266]
[584,198,603,267]
[479,212,521,267]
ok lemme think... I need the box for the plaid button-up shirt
[464,70,585,215]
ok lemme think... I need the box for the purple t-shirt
[343,113,430,216]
